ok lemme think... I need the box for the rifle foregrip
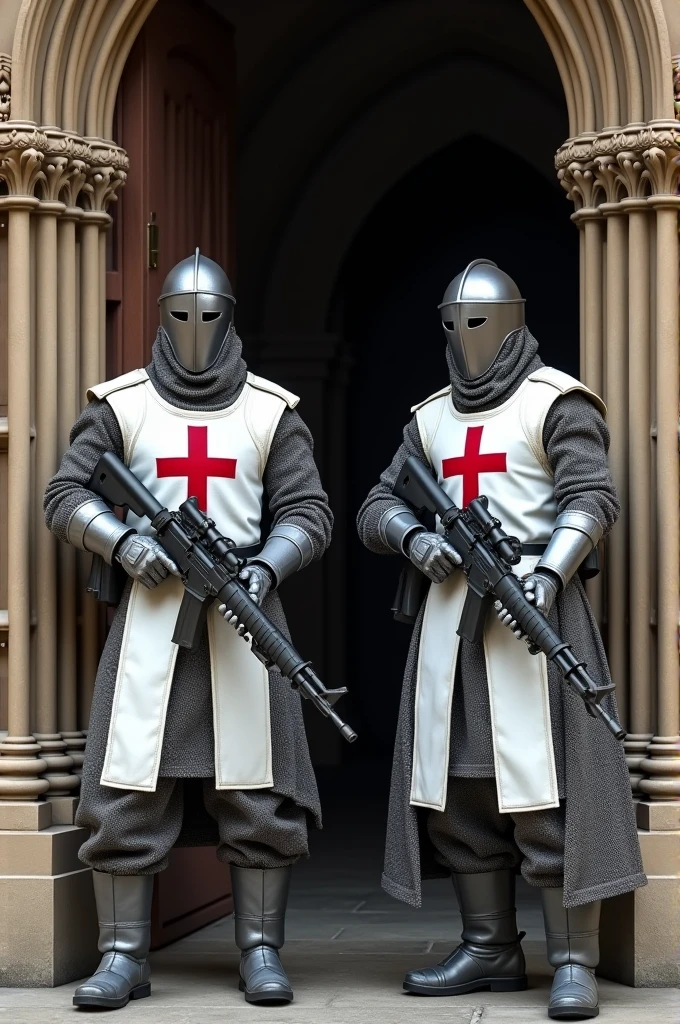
[493,575,563,659]
[217,579,305,679]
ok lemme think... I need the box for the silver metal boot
[231,865,294,1005]
[541,887,600,1020]
[73,872,154,1009]
[403,869,527,996]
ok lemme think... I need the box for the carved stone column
[618,153,654,793]
[638,140,680,813]
[32,132,88,816]
[559,162,605,627]
[57,202,86,778]
[596,154,630,728]
[34,191,77,808]
[558,122,680,988]
[0,126,50,825]
[77,156,124,733]
[0,119,126,988]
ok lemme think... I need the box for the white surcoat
[87,369,299,793]
[410,367,605,814]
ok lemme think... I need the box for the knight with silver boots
[357,259,645,1019]
[45,250,332,1008]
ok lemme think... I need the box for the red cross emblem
[442,425,507,507]
[156,425,236,512]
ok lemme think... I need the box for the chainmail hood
[146,324,248,411]
[446,326,543,413]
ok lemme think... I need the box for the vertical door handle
[147,212,159,269]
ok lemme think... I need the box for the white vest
[87,369,299,793]
[410,367,605,814]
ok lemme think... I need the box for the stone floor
[1,797,678,1023]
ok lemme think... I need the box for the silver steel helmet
[438,259,525,379]
[158,249,235,372]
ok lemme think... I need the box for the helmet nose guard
[439,259,525,379]
[158,248,235,373]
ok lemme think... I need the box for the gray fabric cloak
[45,328,332,840]
[357,330,645,909]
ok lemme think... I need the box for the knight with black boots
[357,259,645,1020]
[45,251,333,1008]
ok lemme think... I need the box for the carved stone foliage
[82,163,127,213]
[0,122,129,208]
[0,54,10,122]
[555,120,680,208]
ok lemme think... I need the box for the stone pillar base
[0,824,98,986]
[0,799,52,831]
[46,794,79,825]
[599,827,680,987]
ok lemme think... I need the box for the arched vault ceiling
[9,0,673,138]
[245,57,567,334]
[228,0,563,144]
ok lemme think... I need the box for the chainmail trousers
[77,777,310,875]
[428,777,565,888]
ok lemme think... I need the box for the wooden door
[107,0,235,377]
[107,0,236,948]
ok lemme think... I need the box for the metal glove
[237,563,274,607]
[217,563,273,637]
[494,570,561,639]
[407,531,462,584]
[116,534,179,590]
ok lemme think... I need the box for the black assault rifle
[89,452,357,744]
[393,456,625,740]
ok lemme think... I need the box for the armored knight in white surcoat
[45,251,332,1009]
[357,260,645,1021]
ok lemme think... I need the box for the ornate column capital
[0,122,129,206]
[0,53,10,122]
[77,138,128,213]
[592,154,621,205]
[0,121,47,196]
[557,161,598,210]
[556,121,680,200]
[616,151,646,199]
[642,144,680,197]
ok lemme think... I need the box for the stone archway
[0,0,676,988]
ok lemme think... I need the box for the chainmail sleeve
[542,391,620,535]
[263,407,333,560]
[357,416,428,555]
[44,399,125,542]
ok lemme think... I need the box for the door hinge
[147,212,159,269]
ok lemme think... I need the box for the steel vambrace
[251,524,314,587]
[378,505,425,554]
[536,510,603,590]
[65,498,134,564]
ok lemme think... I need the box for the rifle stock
[392,456,624,741]
[88,453,358,743]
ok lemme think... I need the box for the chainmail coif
[146,323,248,411]
[445,325,543,412]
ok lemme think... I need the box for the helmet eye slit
[467,317,488,329]
[443,321,455,331]
[201,311,221,322]
[170,310,189,322]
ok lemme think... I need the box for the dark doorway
[333,135,579,781]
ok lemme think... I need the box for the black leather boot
[541,888,600,1020]
[403,869,527,996]
[73,872,154,1009]
[232,865,294,1005]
